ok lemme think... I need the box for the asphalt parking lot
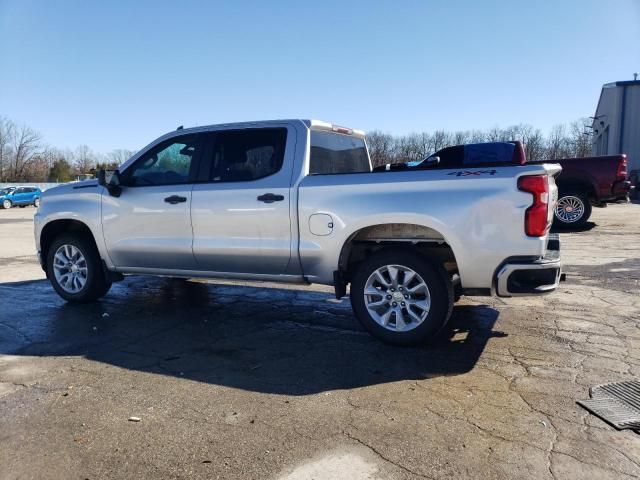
[1,204,639,479]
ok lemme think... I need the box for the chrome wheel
[34,198,40,207]
[363,264,431,332]
[555,195,585,223]
[53,244,88,294]
[2,200,11,209]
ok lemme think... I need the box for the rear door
[191,127,294,274]
[12,187,28,205]
[23,187,36,203]
[102,133,203,270]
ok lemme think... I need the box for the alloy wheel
[555,195,585,223]
[53,244,88,294]
[363,264,431,332]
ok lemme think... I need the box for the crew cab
[34,120,562,345]
[530,155,629,227]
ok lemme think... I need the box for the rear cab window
[309,131,371,175]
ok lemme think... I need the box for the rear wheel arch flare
[338,223,459,280]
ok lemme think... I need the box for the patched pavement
[1,204,639,479]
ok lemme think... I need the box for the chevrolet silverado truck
[34,120,562,345]
[530,154,629,227]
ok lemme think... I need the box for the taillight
[518,175,550,237]
[616,155,628,179]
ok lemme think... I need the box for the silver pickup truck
[34,119,562,345]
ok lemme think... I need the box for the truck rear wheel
[350,249,453,346]
[46,233,112,303]
[554,191,591,227]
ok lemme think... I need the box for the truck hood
[43,179,98,197]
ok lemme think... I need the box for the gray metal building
[592,79,640,173]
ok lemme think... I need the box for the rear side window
[209,128,287,182]
[309,131,370,175]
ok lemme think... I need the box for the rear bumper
[602,180,632,202]
[495,234,562,297]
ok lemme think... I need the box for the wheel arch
[335,223,460,295]
[555,176,596,202]
[40,219,101,270]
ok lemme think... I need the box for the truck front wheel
[554,191,591,228]
[46,234,112,303]
[350,250,453,346]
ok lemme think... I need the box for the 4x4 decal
[447,170,498,177]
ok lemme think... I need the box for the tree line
[367,119,592,167]
[0,115,593,182]
[0,116,135,183]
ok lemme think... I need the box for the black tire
[350,249,453,346]
[19,205,26,208]
[46,233,112,303]
[554,191,592,228]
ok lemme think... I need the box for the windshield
[0,188,14,195]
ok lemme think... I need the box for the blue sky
[1,0,639,152]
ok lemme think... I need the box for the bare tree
[395,133,425,162]
[546,124,570,160]
[73,144,96,174]
[432,130,451,152]
[469,130,486,143]
[9,123,43,181]
[453,130,471,146]
[366,130,396,167]
[568,119,591,157]
[107,149,136,166]
[485,126,503,142]
[523,129,545,161]
[0,117,15,181]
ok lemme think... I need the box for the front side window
[208,128,287,182]
[126,135,200,186]
[309,131,370,175]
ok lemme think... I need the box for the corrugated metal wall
[593,83,640,173]
[622,86,640,173]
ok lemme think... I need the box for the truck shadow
[0,278,504,395]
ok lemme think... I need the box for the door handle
[257,193,285,203]
[164,195,187,204]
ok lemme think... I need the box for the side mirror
[98,169,122,197]
[423,155,440,166]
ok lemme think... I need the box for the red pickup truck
[531,155,630,227]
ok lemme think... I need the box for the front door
[12,187,29,205]
[102,133,203,270]
[191,127,294,274]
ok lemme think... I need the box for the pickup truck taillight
[518,174,550,237]
[616,156,628,179]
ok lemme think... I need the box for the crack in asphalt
[341,430,435,480]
